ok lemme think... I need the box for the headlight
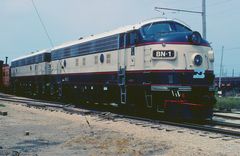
[189,31,202,45]
[208,50,214,62]
[193,54,203,66]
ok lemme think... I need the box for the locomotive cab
[133,20,215,120]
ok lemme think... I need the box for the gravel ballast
[0,100,239,156]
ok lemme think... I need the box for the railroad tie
[0,111,7,116]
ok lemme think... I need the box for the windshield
[141,22,191,40]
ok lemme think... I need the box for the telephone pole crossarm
[154,7,203,14]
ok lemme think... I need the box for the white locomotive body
[11,18,216,119]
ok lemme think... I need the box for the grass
[215,96,240,110]
[0,104,6,107]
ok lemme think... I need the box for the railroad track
[112,115,240,137]
[0,93,240,138]
[208,120,240,129]
[0,93,64,107]
[214,113,240,120]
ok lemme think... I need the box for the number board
[152,50,175,59]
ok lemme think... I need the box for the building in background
[215,77,240,96]
[0,59,10,90]
[2,64,10,88]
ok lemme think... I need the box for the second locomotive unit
[11,18,216,119]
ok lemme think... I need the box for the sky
[0,0,239,76]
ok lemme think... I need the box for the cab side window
[119,31,139,48]
[130,31,138,45]
[119,34,125,48]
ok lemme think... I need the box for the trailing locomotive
[10,18,216,119]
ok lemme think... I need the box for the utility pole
[219,46,224,88]
[155,0,207,39]
[232,69,235,77]
[202,0,207,39]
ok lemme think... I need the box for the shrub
[215,97,240,110]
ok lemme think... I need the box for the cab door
[129,31,138,67]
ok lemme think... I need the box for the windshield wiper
[146,22,154,32]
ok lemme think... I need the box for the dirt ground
[0,100,239,156]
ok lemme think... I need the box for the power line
[187,0,234,10]
[31,0,54,48]
[208,0,234,8]
[226,47,240,51]
[214,46,240,52]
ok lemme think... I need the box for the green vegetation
[215,97,240,110]
[0,104,6,107]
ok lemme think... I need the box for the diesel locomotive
[10,18,216,119]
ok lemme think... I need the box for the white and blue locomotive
[11,18,216,119]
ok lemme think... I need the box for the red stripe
[53,69,213,76]
[13,69,213,78]
[127,69,213,74]
[143,84,210,87]
[127,70,195,73]
[135,42,210,47]
[164,100,206,107]
[52,71,117,76]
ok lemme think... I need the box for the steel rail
[119,115,240,137]
[0,94,240,137]
[214,113,240,120]
[208,120,240,129]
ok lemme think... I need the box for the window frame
[106,54,111,64]
[94,55,98,65]
[75,58,79,66]
[82,57,86,66]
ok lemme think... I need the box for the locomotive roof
[52,18,188,50]
[12,18,189,62]
[12,49,50,62]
